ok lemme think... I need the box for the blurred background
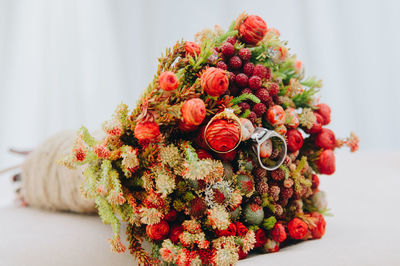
[1,0,399,171]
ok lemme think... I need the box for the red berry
[235,73,249,87]
[248,111,257,123]
[268,83,279,95]
[241,88,253,95]
[226,36,236,45]
[255,88,270,103]
[216,61,228,70]
[228,72,236,83]
[229,56,242,69]
[243,62,255,76]
[253,64,268,79]
[220,42,235,57]
[253,103,267,117]
[238,102,250,111]
[248,75,262,90]
[238,48,251,61]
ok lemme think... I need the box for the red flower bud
[316,103,331,125]
[310,212,326,239]
[201,67,229,97]
[169,224,184,244]
[316,149,336,175]
[178,120,198,132]
[164,209,177,222]
[315,128,336,150]
[254,228,268,248]
[134,121,160,141]
[146,220,170,241]
[239,15,267,45]
[185,41,201,57]
[287,129,304,152]
[181,98,206,126]
[159,71,179,91]
[216,222,237,237]
[235,222,249,237]
[271,223,287,243]
[238,247,248,260]
[287,218,308,240]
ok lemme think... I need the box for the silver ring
[250,127,287,171]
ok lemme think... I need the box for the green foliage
[292,87,319,108]
[96,196,121,237]
[230,93,260,106]
[262,216,277,230]
[79,126,96,147]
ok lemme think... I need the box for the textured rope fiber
[21,131,97,214]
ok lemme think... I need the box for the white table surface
[0,151,399,266]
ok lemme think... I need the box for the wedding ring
[250,127,287,171]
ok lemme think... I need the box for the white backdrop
[1,0,400,169]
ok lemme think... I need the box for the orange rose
[267,105,286,126]
[159,71,178,91]
[181,98,206,126]
[146,220,170,241]
[185,41,201,57]
[201,67,229,97]
[205,119,241,152]
[239,15,267,45]
[134,121,160,141]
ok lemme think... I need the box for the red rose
[311,174,320,190]
[196,149,213,160]
[287,129,304,152]
[181,98,206,126]
[146,220,170,241]
[205,119,241,152]
[235,222,249,237]
[216,222,237,237]
[134,121,160,141]
[169,224,184,244]
[201,67,229,97]
[315,128,336,150]
[267,105,286,126]
[287,218,308,240]
[310,212,326,239]
[316,149,336,175]
[164,209,177,222]
[239,15,267,45]
[316,103,331,125]
[185,41,201,57]
[254,228,268,248]
[238,247,248,260]
[308,112,324,134]
[271,223,287,243]
[158,71,179,91]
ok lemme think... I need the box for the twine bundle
[21,131,96,214]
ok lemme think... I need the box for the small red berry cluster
[215,37,280,125]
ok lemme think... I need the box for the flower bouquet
[61,13,359,265]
